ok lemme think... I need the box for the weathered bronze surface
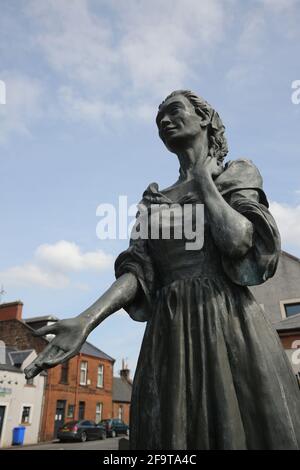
[25,91,300,449]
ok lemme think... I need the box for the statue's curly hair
[158,90,228,162]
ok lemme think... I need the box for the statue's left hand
[24,317,89,379]
[193,155,223,181]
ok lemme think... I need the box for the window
[80,361,88,385]
[60,361,69,384]
[97,365,104,388]
[95,403,103,423]
[118,405,123,421]
[284,302,300,317]
[67,404,75,419]
[21,406,31,424]
[78,401,85,420]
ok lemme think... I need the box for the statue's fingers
[24,344,60,377]
[24,362,44,380]
[38,345,62,366]
[41,348,71,367]
[32,323,58,337]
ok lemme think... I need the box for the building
[250,251,300,323]
[0,301,115,442]
[0,344,45,447]
[112,361,132,424]
[38,336,115,441]
[250,250,300,384]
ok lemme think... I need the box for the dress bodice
[146,201,224,287]
[115,159,281,322]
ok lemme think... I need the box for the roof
[281,250,300,265]
[9,349,33,366]
[0,346,33,373]
[80,341,115,363]
[22,315,114,362]
[113,377,132,403]
[0,300,23,307]
[274,313,300,332]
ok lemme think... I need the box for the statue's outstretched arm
[24,272,139,379]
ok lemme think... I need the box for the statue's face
[156,94,203,152]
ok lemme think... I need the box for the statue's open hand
[24,317,88,380]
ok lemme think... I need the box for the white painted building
[0,346,45,448]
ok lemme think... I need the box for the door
[0,406,5,442]
[54,400,66,438]
[78,401,85,420]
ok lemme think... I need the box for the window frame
[95,402,103,423]
[78,401,85,420]
[118,405,123,421]
[80,361,88,386]
[67,404,75,419]
[60,361,69,384]
[20,404,32,425]
[280,298,300,319]
[97,364,104,388]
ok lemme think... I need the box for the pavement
[5,436,127,450]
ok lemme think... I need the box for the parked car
[100,418,129,438]
[57,420,106,442]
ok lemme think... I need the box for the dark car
[100,418,129,438]
[57,420,106,442]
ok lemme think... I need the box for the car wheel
[111,430,116,438]
[101,431,107,440]
[80,431,87,442]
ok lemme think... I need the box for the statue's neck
[177,138,208,182]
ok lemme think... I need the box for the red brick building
[0,301,115,441]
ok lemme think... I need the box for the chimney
[120,358,131,383]
[0,301,23,321]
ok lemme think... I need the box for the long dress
[115,159,300,450]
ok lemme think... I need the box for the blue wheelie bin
[12,426,26,445]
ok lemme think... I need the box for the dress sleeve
[114,220,156,322]
[221,189,281,286]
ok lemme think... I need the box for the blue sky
[0,0,300,375]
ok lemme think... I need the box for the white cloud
[0,240,113,289]
[35,240,113,272]
[270,201,300,248]
[226,0,300,85]
[58,86,124,124]
[237,10,266,57]
[0,73,45,143]
[28,0,118,89]
[0,264,69,289]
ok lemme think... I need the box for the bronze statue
[25,90,300,449]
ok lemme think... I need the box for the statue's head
[156,90,228,163]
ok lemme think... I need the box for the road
[6,436,128,450]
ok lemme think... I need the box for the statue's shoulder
[224,158,263,181]
[215,158,269,206]
[217,158,263,192]
[138,182,161,206]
